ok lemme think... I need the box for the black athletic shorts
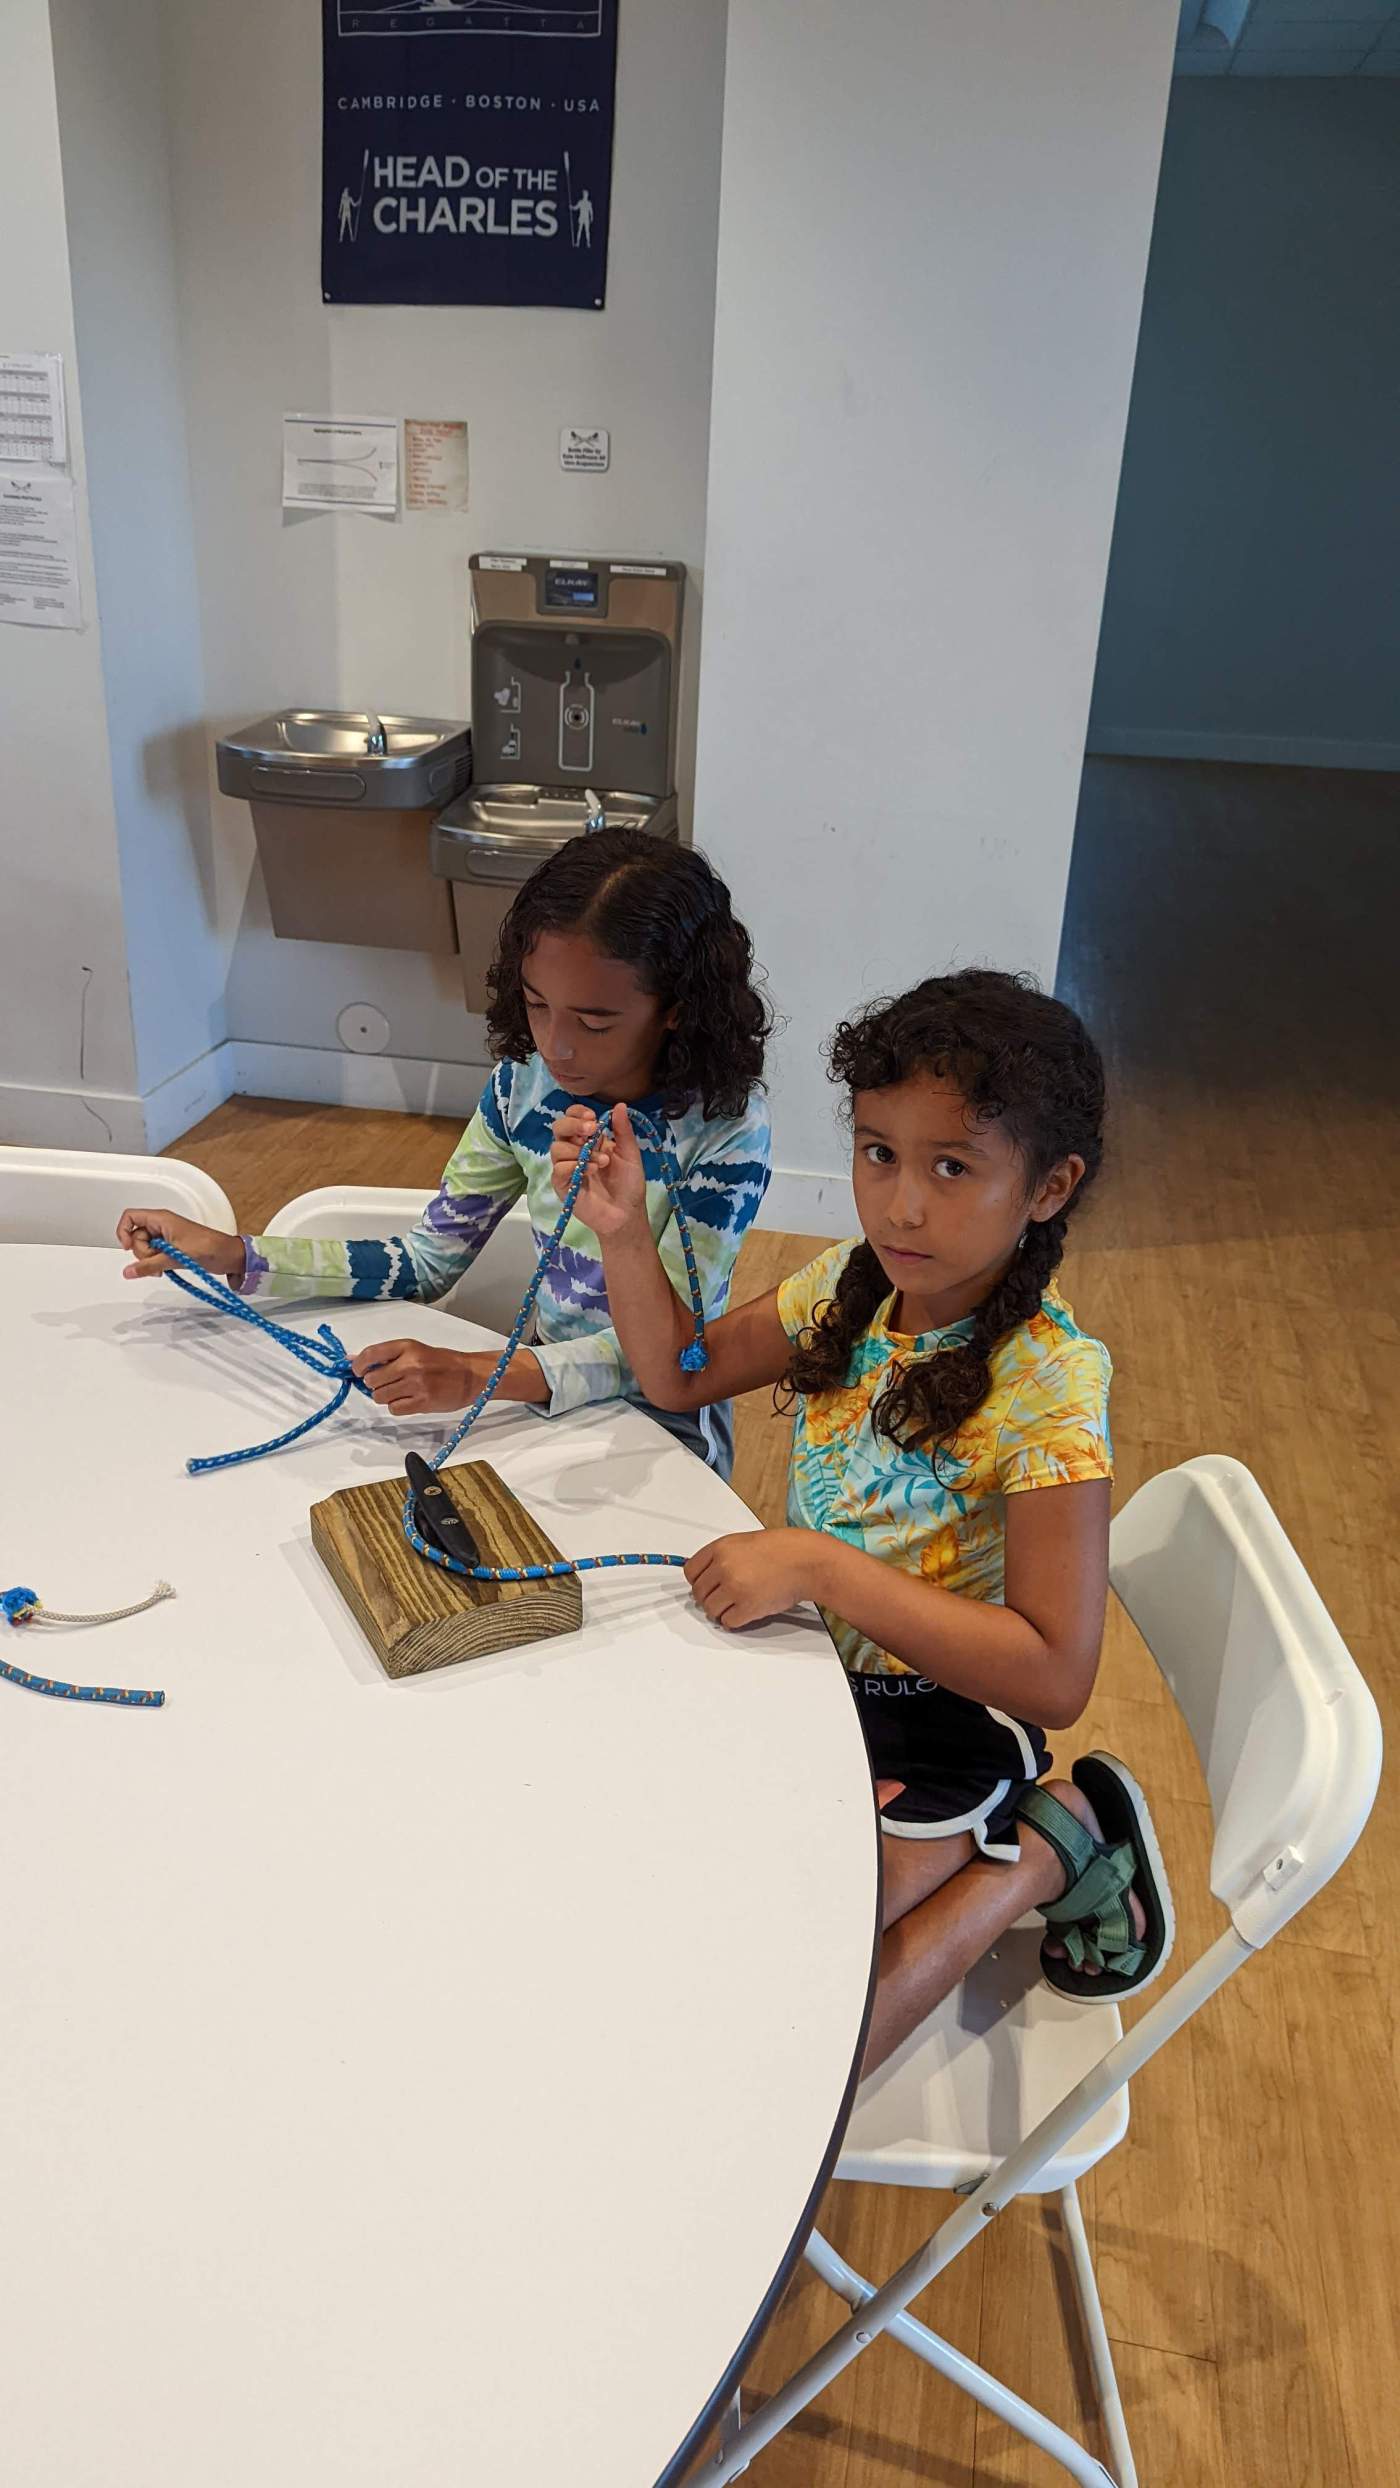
[851,1672,1049,1861]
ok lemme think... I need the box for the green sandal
[1018,1753,1174,2004]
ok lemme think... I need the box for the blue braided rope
[159,1108,708,1590]
[401,1518,688,1587]
[156,1257,373,1473]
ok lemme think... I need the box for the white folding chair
[0,1147,234,1248]
[264,1185,539,1339]
[711,1456,1383,2488]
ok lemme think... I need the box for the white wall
[1088,77,1400,773]
[695,0,1177,1220]
[0,0,141,1149]
[158,0,728,1093]
[50,0,228,1135]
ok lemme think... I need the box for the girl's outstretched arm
[552,1102,790,1410]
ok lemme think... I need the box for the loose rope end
[7,1581,175,1629]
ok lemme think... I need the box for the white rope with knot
[14,1582,175,1628]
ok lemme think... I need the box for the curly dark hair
[484,828,771,1119]
[785,969,1105,1467]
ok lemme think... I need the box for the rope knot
[2,1587,39,1625]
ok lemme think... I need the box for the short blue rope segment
[162,1107,708,1591]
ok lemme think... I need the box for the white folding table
[0,1246,879,2487]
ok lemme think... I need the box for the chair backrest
[0,1147,235,1248]
[1110,1455,1381,1948]
[264,1186,540,1340]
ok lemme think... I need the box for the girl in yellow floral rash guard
[552,970,1173,2074]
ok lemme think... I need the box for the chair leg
[802,2227,1119,2488]
[715,2385,747,2478]
[1059,2184,1138,2488]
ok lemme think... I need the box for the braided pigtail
[784,1240,890,1398]
[878,1210,1067,1471]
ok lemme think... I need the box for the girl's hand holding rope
[550,1102,648,1233]
[684,1529,825,1630]
[118,1208,246,1283]
[351,1338,548,1416]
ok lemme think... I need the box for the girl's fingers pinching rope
[118,1208,174,1277]
[350,1339,476,1415]
[123,1250,175,1280]
[117,1208,244,1280]
[350,1341,413,1396]
[550,1105,600,1201]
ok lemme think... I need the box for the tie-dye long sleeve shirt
[236,1054,772,1471]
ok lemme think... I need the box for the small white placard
[282,414,399,514]
[405,417,469,513]
[560,424,610,474]
[0,472,82,628]
[0,353,67,465]
[479,554,526,571]
[610,562,668,578]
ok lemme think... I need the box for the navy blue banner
[322,1,617,309]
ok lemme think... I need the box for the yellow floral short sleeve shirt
[777,1241,1113,1679]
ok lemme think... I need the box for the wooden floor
[168,757,1400,2487]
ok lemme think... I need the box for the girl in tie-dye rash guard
[117,831,772,1476]
[558,970,1173,2071]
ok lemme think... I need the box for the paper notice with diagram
[0,472,81,628]
[282,414,399,513]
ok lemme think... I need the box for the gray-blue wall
[1088,77,1400,772]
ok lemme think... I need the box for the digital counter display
[543,567,601,612]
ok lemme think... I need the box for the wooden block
[310,1459,582,1677]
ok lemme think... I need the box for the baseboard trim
[0,1040,486,1153]
[0,1079,148,1152]
[1086,726,1400,774]
[228,1040,489,1121]
[140,1041,238,1152]
[0,1047,234,1155]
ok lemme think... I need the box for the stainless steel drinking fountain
[217,709,472,953]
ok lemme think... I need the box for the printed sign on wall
[322,1,618,310]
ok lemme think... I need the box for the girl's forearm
[598,1226,703,1408]
[806,1537,1081,1730]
